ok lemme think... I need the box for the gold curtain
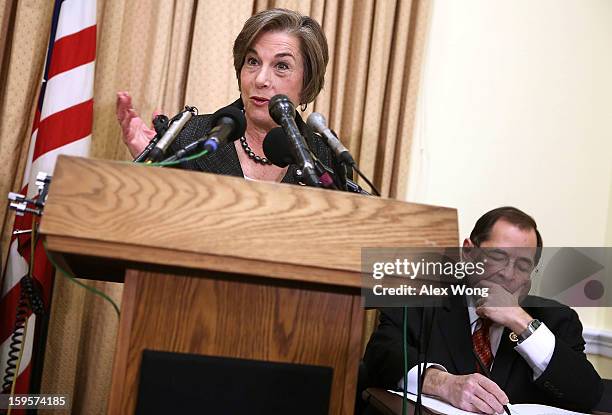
[0,0,431,413]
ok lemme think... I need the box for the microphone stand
[311,157,338,190]
[292,149,320,188]
[317,163,369,195]
[330,155,349,192]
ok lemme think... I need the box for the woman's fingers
[115,91,160,155]
[116,92,132,119]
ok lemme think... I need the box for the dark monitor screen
[136,350,333,415]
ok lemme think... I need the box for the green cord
[33,146,211,319]
[136,148,210,167]
[43,241,120,318]
[403,306,408,415]
[33,144,210,318]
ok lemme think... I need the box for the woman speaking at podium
[116,8,332,184]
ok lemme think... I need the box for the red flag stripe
[32,99,93,161]
[0,286,31,344]
[13,365,32,413]
[15,238,55,304]
[47,25,96,80]
[30,241,55,307]
[2,362,31,400]
[31,110,41,136]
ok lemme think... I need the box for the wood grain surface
[109,269,362,415]
[41,156,458,286]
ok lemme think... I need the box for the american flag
[0,0,96,396]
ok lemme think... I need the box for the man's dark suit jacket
[169,98,332,180]
[363,296,603,412]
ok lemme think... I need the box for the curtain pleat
[0,1,431,412]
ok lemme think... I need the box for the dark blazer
[169,98,332,183]
[363,296,603,412]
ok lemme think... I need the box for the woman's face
[240,31,304,133]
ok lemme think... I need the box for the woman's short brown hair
[233,8,329,105]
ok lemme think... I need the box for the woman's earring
[300,103,307,112]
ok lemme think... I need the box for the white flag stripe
[40,62,94,122]
[0,241,29,298]
[54,0,96,42]
[20,129,38,189]
[25,136,91,199]
[0,314,36,379]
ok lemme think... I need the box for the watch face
[530,319,542,331]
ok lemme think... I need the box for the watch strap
[518,319,541,342]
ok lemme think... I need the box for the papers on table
[386,390,588,415]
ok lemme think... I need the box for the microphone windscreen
[211,105,247,142]
[268,94,295,125]
[263,127,294,167]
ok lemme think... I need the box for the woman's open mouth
[250,96,269,106]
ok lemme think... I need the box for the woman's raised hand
[116,91,158,157]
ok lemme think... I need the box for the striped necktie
[472,318,493,371]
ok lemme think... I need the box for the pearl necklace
[239,136,272,165]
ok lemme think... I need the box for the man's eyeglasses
[475,247,536,276]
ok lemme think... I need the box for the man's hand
[423,368,509,414]
[475,280,533,335]
[116,91,158,157]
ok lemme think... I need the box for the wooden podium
[39,156,458,414]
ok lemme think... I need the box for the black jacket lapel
[437,302,477,375]
[491,328,520,390]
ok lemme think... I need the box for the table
[362,388,612,415]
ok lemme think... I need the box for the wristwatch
[518,319,542,342]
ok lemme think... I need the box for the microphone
[146,107,196,162]
[168,105,246,161]
[308,111,380,196]
[268,95,320,187]
[133,114,170,162]
[262,127,293,167]
[306,112,355,165]
[263,127,369,195]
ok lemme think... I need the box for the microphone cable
[145,148,210,168]
[351,164,381,197]
[416,307,435,415]
[325,129,380,196]
[43,240,120,318]
[402,306,408,415]
[2,216,44,394]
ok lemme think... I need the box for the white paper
[386,390,588,415]
[505,403,587,415]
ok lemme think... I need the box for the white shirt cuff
[514,322,556,379]
[398,363,447,394]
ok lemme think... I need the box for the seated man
[363,206,603,414]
